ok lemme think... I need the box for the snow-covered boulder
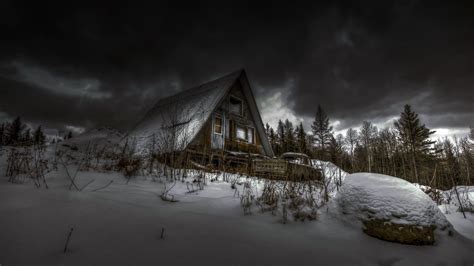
[336,173,452,245]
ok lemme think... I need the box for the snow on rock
[337,173,450,228]
[335,173,452,244]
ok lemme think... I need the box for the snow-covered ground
[0,150,473,265]
[415,183,474,241]
[444,186,474,211]
[440,203,474,241]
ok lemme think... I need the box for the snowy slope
[439,186,474,240]
[311,159,348,179]
[61,127,123,151]
[311,159,348,197]
[444,186,474,210]
[0,170,473,265]
[0,150,473,265]
[440,203,474,241]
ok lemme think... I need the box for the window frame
[229,96,243,116]
[213,114,223,135]
[247,126,255,144]
[236,124,247,141]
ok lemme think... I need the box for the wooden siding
[186,79,266,155]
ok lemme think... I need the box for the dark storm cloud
[0,0,472,134]
[289,1,474,130]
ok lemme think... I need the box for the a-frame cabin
[129,69,274,163]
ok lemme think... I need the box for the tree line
[0,116,75,147]
[265,104,473,189]
[0,117,47,146]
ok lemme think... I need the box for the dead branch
[79,179,95,191]
[59,156,80,191]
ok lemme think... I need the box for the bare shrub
[240,180,255,215]
[6,147,31,184]
[57,145,90,191]
[252,178,321,223]
[118,156,142,178]
[115,138,143,183]
[160,178,179,202]
[419,186,444,205]
[6,143,56,188]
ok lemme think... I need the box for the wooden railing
[224,140,261,154]
[253,159,322,181]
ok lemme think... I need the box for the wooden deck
[253,159,322,181]
[159,149,322,182]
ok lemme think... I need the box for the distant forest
[265,104,473,189]
[0,117,73,146]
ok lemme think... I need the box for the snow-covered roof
[127,70,273,156]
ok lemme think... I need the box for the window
[236,125,246,140]
[235,124,255,144]
[214,115,222,134]
[247,127,255,144]
[229,96,243,115]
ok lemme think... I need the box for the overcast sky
[0,1,472,138]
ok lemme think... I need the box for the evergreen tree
[0,123,4,145]
[34,126,46,145]
[265,123,271,137]
[7,116,25,144]
[443,138,462,185]
[269,127,278,157]
[328,134,344,164]
[296,122,308,154]
[277,120,285,155]
[283,119,295,152]
[394,104,435,183]
[23,128,32,143]
[470,126,474,153]
[458,137,472,185]
[305,135,314,157]
[311,105,333,160]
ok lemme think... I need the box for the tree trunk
[411,149,419,184]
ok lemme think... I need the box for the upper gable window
[229,96,243,116]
